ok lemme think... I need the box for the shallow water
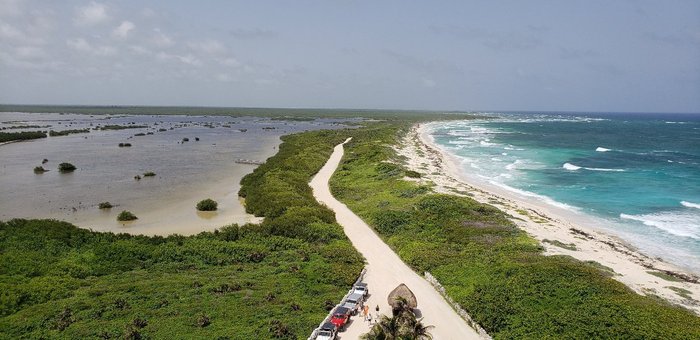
[429,112,700,272]
[0,112,349,235]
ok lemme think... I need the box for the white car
[353,282,368,298]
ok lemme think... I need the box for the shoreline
[398,123,700,313]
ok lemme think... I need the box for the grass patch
[667,286,693,300]
[647,271,684,282]
[542,239,577,251]
[98,202,113,209]
[0,131,46,143]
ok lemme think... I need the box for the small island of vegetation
[0,131,47,143]
[116,210,137,221]
[58,163,76,173]
[98,202,113,209]
[196,199,218,211]
[33,166,47,174]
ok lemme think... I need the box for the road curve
[310,138,480,340]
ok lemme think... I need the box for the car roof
[334,306,350,314]
[321,322,336,330]
[347,293,363,300]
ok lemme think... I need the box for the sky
[1,0,699,113]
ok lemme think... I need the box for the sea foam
[620,212,700,240]
[596,147,611,152]
[563,163,581,170]
[682,201,700,210]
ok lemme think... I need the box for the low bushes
[58,163,76,173]
[0,131,46,143]
[116,211,137,221]
[196,199,218,211]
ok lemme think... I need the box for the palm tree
[361,298,434,340]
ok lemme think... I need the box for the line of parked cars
[315,282,369,340]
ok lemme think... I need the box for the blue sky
[1,0,699,112]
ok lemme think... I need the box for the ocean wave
[562,163,624,172]
[681,201,700,210]
[596,147,611,152]
[620,212,700,239]
[487,180,579,211]
[563,163,581,170]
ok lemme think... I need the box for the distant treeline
[0,131,46,143]
[97,124,148,130]
[0,104,481,121]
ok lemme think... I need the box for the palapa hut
[387,283,417,312]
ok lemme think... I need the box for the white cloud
[216,73,234,82]
[112,21,134,39]
[189,39,225,55]
[0,0,23,17]
[74,2,109,26]
[152,28,173,47]
[0,22,23,40]
[156,51,201,67]
[219,57,241,67]
[67,38,116,56]
[15,46,44,59]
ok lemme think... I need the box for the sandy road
[310,138,480,340]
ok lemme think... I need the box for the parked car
[342,293,364,315]
[315,322,338,340]
[353,282,368,298]
[330,306,351,330]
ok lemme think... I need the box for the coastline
[398,123,700,313]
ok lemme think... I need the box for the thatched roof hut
[387,283,417,309]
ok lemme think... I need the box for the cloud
[229,28,277,39]
[558,47,599,60]
[66,38,116,56]
[216,73,234,82]
[0,0,23,17]
[112,21,135,39]
[0,22,23,40]
[156,51,202,66]
[383,50,461,74]
[429,25,543,51]
[189,39,226,55]
[219,57,241,67]
[74,1,109,26]
[151,28,173,47]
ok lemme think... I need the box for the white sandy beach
[396,123,700,314]
[311,139,482,340]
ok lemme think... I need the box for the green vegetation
[98,202,113,209]
[404,170,422,178]
[143,172,156,177]
[0,217,360,339]
[647,271,684,282]
[98,124,147,130]
[58,163,76,173]
[1,127,363,339]
[667,286,693,300]
[0,131,46,143]
[118,143,132,147]
[134,175,141,181]
[49,129,90,136]
[542,239,577,251]
[33,166,47,174]
[116,210,138,221]
[196,199,218,211]
[329,123,700,339]
[1,124,47,130]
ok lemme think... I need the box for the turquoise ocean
[429,112,700,273]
